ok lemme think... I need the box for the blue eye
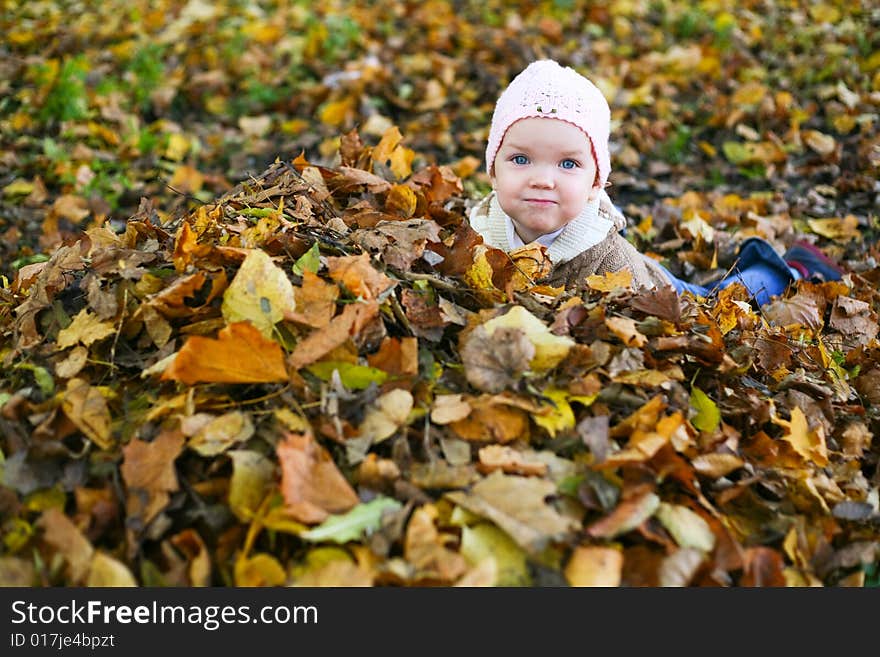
[560,159,578,169]
[511,155,529,165]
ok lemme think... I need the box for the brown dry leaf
[477,445,548,477]
[505,243,554,292]
[120,430,184,527]
[326,252,395,299]
[61,377,113,450]
[446,471,579,555]
[450,396,530,443]
[187,411,255,457]
[37,507,94,584]
[55,309,117,350]
[162,321,288,384]
[430,394,472,425]
[358,388,414,444]
[565,545,623,586]
[763,294,823,330]
[606,315,647,347]
[829,296,879,346]
[55,345,89,379]
[366,336,418,377]
[741,547,787,586]
[691,453,745,478]
[288,301,378,370]
[277,432,359,524]
[287,271,339,328]
[147,272,209,318]
[460,324,534,393]
[335,166,392,193]
[586,489,661,539]
[169,529,212,587]
[404,504,468,583]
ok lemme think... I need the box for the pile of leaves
[1,134,879,587]
[1,1,879,586]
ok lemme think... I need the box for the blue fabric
[656,238,795,306]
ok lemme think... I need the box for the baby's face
[491,117,600,244]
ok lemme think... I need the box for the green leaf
[301,496,402,544]
[460,522,532,586]
[15,363,55,396]
[690,386,720,433]
[293,242,321,276]
[306,361,389,389]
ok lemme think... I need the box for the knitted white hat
[485,60,611,188]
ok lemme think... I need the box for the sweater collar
[486,193,616,264]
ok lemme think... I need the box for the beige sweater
[468,191,672,292]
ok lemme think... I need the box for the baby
[469,60,843,305]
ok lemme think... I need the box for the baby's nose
[529,168,555,188]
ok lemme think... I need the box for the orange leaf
[326,253,395,299]
[277,432,359,524]
[287,271,339,328]
[289,301,379,370]
[121,430,184,527]
[162,321,287,384]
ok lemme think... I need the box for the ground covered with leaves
[1,1,879,586]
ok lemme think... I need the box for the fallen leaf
[460,522,531,586]
[302,497,402,543]
[55,309,117,350]
[221,249,297,339]
[162,321,288,384]
[586,490,660,539]
[565,545,623,587]
[446,471,578,555]
[121,430,184,527]
[655,503,716,552]
[37,507,94,583]
[277,432,359,524]
[187,411,255,456]
[61,378,113,450]
[228,450,276,523]
[358,388,414,444]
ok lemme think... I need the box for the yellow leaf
[482,305,575,372]
[87,552,137,587]
[389,146,415,180]
[228,450,275,523]
[655,503,716,552]
[221,249,297,339]
[460,523,531,586]
[319,98,353,127]
[372,125,403,164]
[806,215,861,242]
[164,133,190,161]
[532,388,575,438]
[803,130,836,156]
[732,81,768,106]
[3,179,35,197]
[775,407,829,466]
[61,378,113,450]
[586,270,633,292]
[385,184,418,217]
[168,164,204,194]
[234,553,287,586]
[565,546,623,587]
[56,309,116,350]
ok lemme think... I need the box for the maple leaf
[55,309,116,349]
